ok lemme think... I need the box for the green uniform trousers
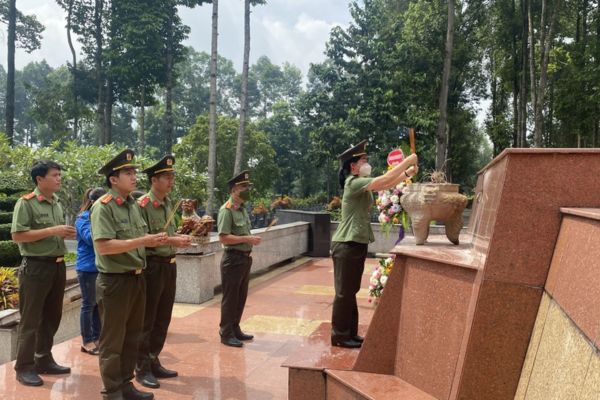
[96,272,146,396]
[136,257,176,371]
[331,241,367,340]
[15,257,66,371]
[219,249,252,338]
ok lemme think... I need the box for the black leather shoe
[235,331,254,341]
[135,370,160,389]
[221,336,243,347]
[16,369,43,386]
[123,384,154,400]
[151,362,178,379]
[331,337,362,348]
[352,335,364,343]
[35,361,71,375]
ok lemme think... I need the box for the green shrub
[0,266,19,310]
[0,211,12,224]
[64,252,76,264]
[0,241,21,268]
[0,196,19,212]
[0,223,11,241]
[0,175,28,196]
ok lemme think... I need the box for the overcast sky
[0,0,353,79]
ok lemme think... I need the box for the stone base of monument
[175,252,217,304]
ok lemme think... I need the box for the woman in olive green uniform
[331,140,418,348]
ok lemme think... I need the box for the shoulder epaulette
[100,194,113,204]
[22,192,36,200]
[138,196,151,208]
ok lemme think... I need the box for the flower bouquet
[376,180,410,244]
[368,256,395,302]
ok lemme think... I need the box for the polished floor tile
[0,257,375,399]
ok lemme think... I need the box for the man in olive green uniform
[217,170,262,347]
[11,160,76,386]
[91,149,168,400]
[135,155,191,389]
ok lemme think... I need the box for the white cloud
[0,0,351,79]
[258,13,342,75]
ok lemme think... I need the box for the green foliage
[0,224,11,241]
[0,173,28,196]
[63,252,76,264]
[176,114,278,206]
[0,241,21,268]
[0,212,12,224]
[0,135,148,220]
[328,208,342,222]
[0,266,19,310]
[0,0,45,52]
[0,197,19,212]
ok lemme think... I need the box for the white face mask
[358,163,372,177]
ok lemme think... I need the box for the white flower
[395,182,406,190]
[370,277,379,286]
[378,212,387,224]
[385,257,394,265]
[381,275,388,287]
[380,194,390,206]
[390,195,399,204]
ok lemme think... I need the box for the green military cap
[98,149,139,176]
[142,155,175,178]
[227,170,251,190]
[338,139,368,163]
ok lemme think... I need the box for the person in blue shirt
[76,187,106,355]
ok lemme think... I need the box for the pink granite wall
[352,150,600,400]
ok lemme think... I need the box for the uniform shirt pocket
[33,215,53,228]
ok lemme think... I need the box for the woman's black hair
[338,155,361,189]
[79,187,107,213]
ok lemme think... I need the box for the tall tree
[206,0,218,215]
[56,0,79,141]
[234,0,266,174]
[1,0,44,145]
[435,0,455,170]
[531,0,562,146]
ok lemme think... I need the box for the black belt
[146,255,177,264]
[224,248,251,256]
[24,256,65,263]
[100,269,142,276]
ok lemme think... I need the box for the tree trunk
[528,0,538,143]
[104,78,113,144]
[164,7,174,152]
[67,0,79,141]
[435,0,455,171]
[512,0,519,147]
[518,0,529,147]
[547,76,554,146]
[139,89,146,154]
[206,0,219,216]
[534,0,562,147]
[5,0,16,146]
[234,0,251,174]
[95,0,106,144]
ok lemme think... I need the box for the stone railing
[0,283,82,365]
[175,221,310,304]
